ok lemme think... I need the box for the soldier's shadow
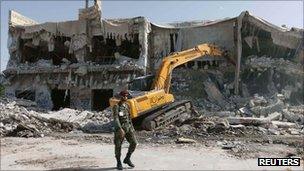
[49,166,133,171]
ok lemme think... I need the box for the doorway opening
[51,89,70,110]
[92,89,113,111]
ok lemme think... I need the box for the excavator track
[141,100,193,130]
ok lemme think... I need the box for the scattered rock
[238,107,253,117]
[258,127,268,134]
[288,128,301,135]
[272,121,297,128]
[230,124,245,129]
[176,137,196,144]
[283,109,304,124]
[251,99,284,117]
[0,97,112,137]
[267,112,282,121]
[179,124,192,133]
[217,140,241,149]
[227,117,270,126]
[268,128,280,135]
[249,94,267,107]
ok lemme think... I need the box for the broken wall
[149,18,236,70]
[4,65,142,110]
[93,17,151,69]
[240,12,303,62]
[238,12,303,104]
[7,6,150,72]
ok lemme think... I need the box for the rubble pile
[172,68,236,112]
[1,52,303,146]
[180,94,304,138]
[245,56,303,76]
[172,55,303,109]
[168,55,304,141]
[186,103,302,136]
[138,107,303,146]
[0,98,113,137]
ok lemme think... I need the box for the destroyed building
[3,2,303,112]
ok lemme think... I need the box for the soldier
[112,90,137,170]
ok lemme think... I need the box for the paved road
[1,137,303,170]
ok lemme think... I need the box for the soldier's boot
[123,152,135,168]
[116,157,123,170]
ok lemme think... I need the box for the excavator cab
[128,74,155,91]
[110,74,156,110]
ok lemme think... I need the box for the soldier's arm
[112,105,122,129]
[125,103,134,123]
[125,103,135,131]
[126,103,131,114]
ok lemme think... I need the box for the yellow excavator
[109,43,227,130]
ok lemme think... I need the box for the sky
[1,0,303,71]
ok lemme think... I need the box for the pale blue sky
[1,0,303,71]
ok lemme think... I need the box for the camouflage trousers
[114,129,138,159]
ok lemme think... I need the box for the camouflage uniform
[113,102,137,162]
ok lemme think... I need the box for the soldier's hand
[119,128,125,139]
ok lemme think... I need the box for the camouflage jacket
[112,102,134,132]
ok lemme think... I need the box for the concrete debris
[203,79,225,106]
[250,99,284,117]
[246,56,304,76]
[0,98,113,137]
[217,140,241,149]
[209,111,236,118]
[268,128,280,135]
[249,94,268,107]
[1,91,302,145]
[227,117,270,126]
[257,127,268,134]
[176,137,196,144]
[230,124,246,129]
[178,124,193,133]
[271,121,297,129]
[287,128,301,135]
[288,106,304,115]
[208,118,230,132]
[267,112,282,121]
[238,107,253,117]
[282,109,304,124]
[181,116,232,134]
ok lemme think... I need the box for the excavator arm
[152,43,225,93]
[110,43,227,130]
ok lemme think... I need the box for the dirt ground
[1,132,303,170]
